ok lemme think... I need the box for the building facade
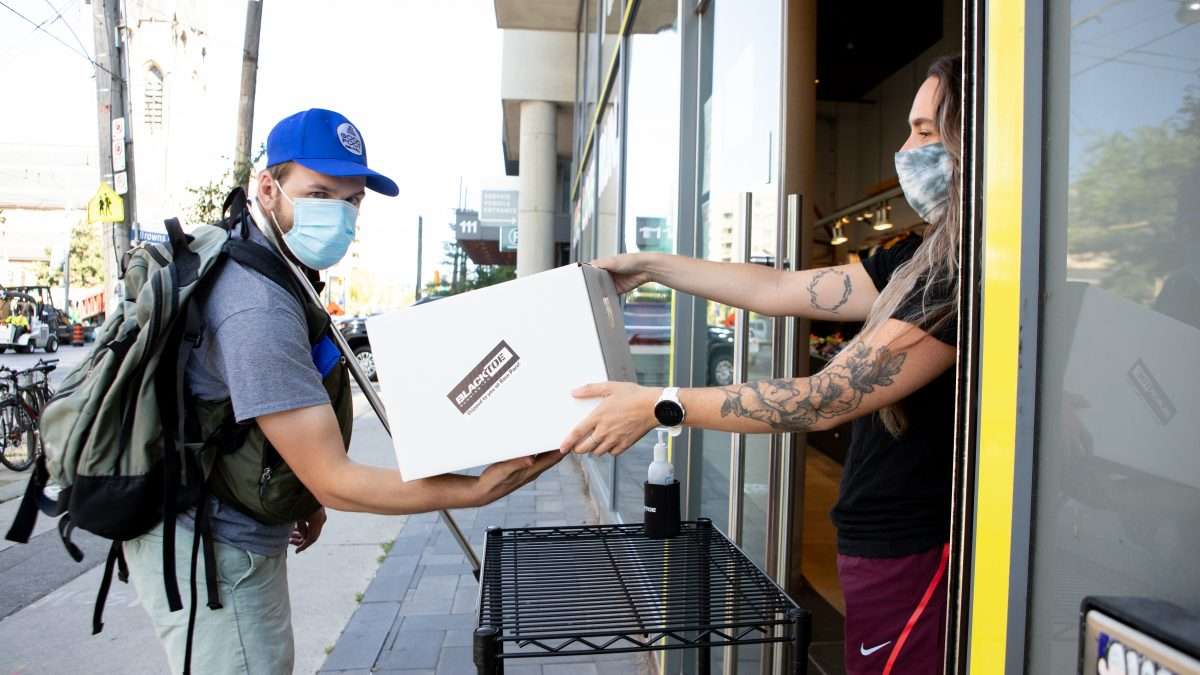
[121,0,243,235]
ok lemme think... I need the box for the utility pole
[92,0,135,288]
[414,215,424,301]
[62,237,70,323]
[234,0,263,174]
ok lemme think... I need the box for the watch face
[654,400,685,427]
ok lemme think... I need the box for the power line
[1071,48,1200,76]
[0,0,75,65]
[0,0,121,80]
[42,0,89,56]
[1079,55,1198,76]
[1072,22,1197,79]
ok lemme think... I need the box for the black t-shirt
[830,235,957,558]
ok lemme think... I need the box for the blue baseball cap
[266,108,399,197]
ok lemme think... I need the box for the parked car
[336,295,452,383]
[335,314,376,381]
[624,301,736,386]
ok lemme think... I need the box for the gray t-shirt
[178,221,330,556]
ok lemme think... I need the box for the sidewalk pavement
[319,455,656,675]
[0,386,407,675]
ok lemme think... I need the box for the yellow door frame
[965,0,1044,673]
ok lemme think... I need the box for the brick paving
[319,456,655,675]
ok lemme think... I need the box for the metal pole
[93,0,133,283]
[414,216,423,301]
[788,608,811,675]
[62,233,71,325]
[255,211,481,575]
[234,0,263,172]
[727,192,752,547]
[698,517,713,675]
[452,242,461,292]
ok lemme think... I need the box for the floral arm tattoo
[806,269,853,313]
[718,342,906,431]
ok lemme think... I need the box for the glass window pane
[700,2,783,671]
[616,7,680,525]
[1027,2,1200,671]
[576,0,604,494]
[693,0,782,562]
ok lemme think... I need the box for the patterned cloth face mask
[895,142,953,223]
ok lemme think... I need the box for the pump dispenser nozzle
[644,429,681,539]
[647,429,673,485]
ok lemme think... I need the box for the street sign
[112,117,125,141]
[87,182,125,223]
[114,171,128,195]
[455,208,497,242]
[112,138,126,172]
[500,225,519,252]
[480,189,518,227]
[130,230,168,244]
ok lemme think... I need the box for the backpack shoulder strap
[219,187,252,239]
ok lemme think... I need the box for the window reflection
[616,17,681,524]
[1029,1,1200,671]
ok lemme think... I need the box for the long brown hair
[863,55,963,436]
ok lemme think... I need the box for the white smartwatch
[654,387,686,437]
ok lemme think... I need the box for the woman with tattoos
[561,55,963,675]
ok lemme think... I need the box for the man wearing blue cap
[123,109,560,674]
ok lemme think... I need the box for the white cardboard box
[368,264,636,480]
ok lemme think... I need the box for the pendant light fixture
[831,222,848,246]
[872,203,893,231]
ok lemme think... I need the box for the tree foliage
[187,149,265,225]
[422,239,515,298]
[38,222,105,288]
[1068,85,1200,303]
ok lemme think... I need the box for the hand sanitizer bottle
[644,429,681,539]
[647,430,674,485]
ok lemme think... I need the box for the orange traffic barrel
[72,323,84,346]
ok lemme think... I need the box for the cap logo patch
[337,122,364,156]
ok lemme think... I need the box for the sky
[0,0,507,297]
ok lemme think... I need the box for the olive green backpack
[5,189,352,674]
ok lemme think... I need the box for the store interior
[794,0,964,660]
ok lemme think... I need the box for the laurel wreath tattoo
[806,269,854,313]
[718,342,906,431]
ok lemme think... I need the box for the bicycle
[0,359,57,471]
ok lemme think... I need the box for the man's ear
[257,170,277,208]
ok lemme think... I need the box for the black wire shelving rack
[473,518,812,674]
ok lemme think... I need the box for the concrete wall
[500,29,576,104]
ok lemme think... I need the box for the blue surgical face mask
[271,178,358,270]
[895,142,953,223]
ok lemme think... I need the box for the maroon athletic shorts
[837,543,949,675]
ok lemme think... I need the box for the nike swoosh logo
[860,641,893,656]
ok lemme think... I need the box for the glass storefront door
[1026,1,1200,671]
[693,0,784,672]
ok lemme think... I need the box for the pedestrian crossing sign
[87,182,124,223]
